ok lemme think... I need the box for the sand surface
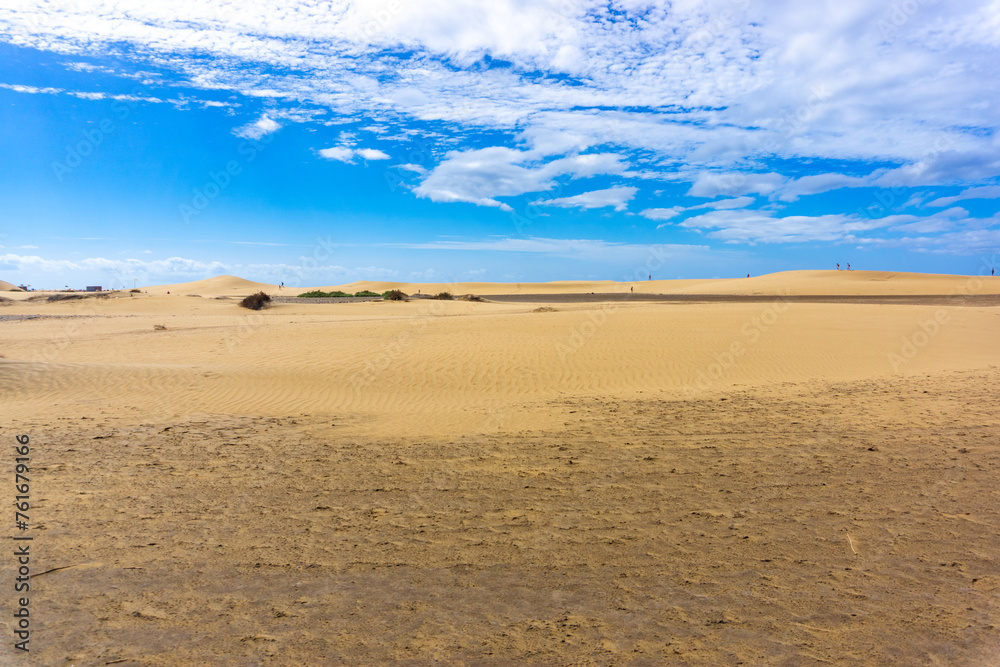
[1,271,999,664]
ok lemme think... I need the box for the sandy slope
[0,279,23,291]
[320,269,1000,297]
[142,274,279,296]
[2,294,999,435]
[7,269,996,301]
[1,272,999,664]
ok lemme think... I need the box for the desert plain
[1,269,999,665]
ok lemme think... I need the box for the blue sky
[0,0,998,289]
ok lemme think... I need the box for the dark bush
[130,288,141,293]
[432,292,454,300]
[354,290,380,297]
[382,289,408,301]
[240,291,271,310]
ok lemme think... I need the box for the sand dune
[7,269,996,301]
[1,269,998,664]
[322,269,1000,298]
[143,274,279,296]
[1,286,998,435]
[0,278,23,291]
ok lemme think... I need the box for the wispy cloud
[926,185,1000,208]
[318,146,390,163]
[2,0,999,264]
[534,186,637,212]
[234,115,280,140]
[389,236,712,264]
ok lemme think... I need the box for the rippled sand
[1,270,998,664]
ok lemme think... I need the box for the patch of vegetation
[461,294,485,302]
[239,291,271,310]
[432,292,454,300]
[297,290,352,298]
[130,289,141,293]
[354,290,380,297]
[382,289,408,301]
[153,324,167,331]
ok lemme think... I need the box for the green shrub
[239,291,271,310]
[354,290,380,297]
[432,292,454,300]
[298,290,352,298]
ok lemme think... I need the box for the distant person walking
[837,263,840,270]
[847,263,851,270]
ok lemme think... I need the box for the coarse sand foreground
[0,271,999,664]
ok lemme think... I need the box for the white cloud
[534,186,637,212]
[775,174,869,202]
[2,0,1000,226]
[0,83,63,95]
[356,148,390,160]
[0,252,401,285]
[640,207,685,222]
[0,253,230,276]
[234,115,281,139]
[414,147,626,210]
[318,146,390,163]
[390,236,712,264]
[679,206,1000,248]
[317,146,356,162]
[926,185,1000,208]
[680,210,892,244]
[687,196,756,211]
[687,172,787,199]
